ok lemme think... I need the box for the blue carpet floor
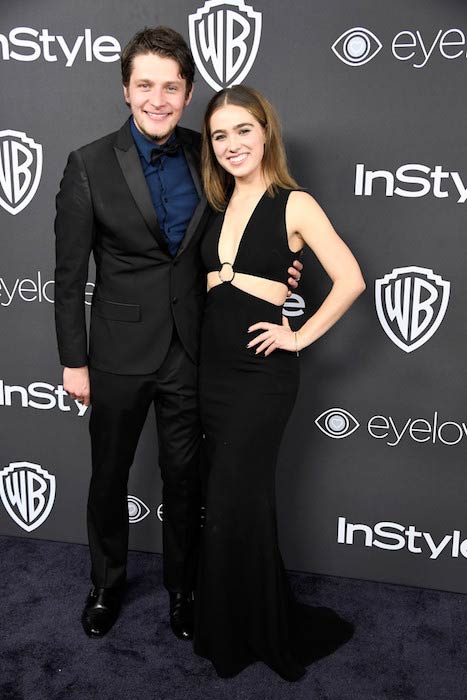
[0,535,465,700]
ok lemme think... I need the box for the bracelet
[294,331,300,357]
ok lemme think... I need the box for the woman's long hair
[202,85,298,211]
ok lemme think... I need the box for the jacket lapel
[176,127,208,257]
[113,120,170,254]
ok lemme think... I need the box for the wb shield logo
[189,0,262,91]
[0,130,43,215]
[0,462,56,532]
[375,267,450,353]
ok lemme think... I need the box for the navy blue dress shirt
[130,118,200,257]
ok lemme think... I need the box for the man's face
[123,52,193,144]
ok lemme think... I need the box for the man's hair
[202,85,298,211]
[121,26,195,95]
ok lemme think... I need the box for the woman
[194,85,365,681]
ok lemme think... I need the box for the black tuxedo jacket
[54,119,209,374]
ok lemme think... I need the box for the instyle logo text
[338,517,467,560]
[0,379,88,417]
[0,27,120,66]
[355,164,467,203]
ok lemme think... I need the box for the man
[55,26,300,641]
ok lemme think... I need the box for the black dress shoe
[169,592,194,640]
[81,586,124,638]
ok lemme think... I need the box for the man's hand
[287,258,303,297]
[63,366,91,406]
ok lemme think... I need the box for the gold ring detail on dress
[218,262,235,283]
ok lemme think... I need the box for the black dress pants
[87,331,201,593]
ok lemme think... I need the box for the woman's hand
[247,316,299,356]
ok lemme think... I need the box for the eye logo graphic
[127,495,150,523]
[332,27,382,66]
[189,0,262,91]
[0,130,43,215]
[375,267,450,353]
[315,408,360,439]
[0,461,56,532]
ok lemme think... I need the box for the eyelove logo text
[283,293,305,318]
[0,272,94,307]
[333,26,467,68]
[127,495,150,523]
[316,408,467,447]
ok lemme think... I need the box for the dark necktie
[150,140,180,165]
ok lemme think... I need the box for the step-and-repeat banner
[1,0,466,594]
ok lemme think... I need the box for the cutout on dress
[207,270,288,307]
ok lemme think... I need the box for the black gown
[194,188,353,681]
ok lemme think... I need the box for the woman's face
[209,104,266,182]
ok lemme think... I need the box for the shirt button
[172,296,178,304]
[164,197,168,203]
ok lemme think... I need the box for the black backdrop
[1,0,466,594]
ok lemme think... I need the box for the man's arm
[54,150,95,402]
